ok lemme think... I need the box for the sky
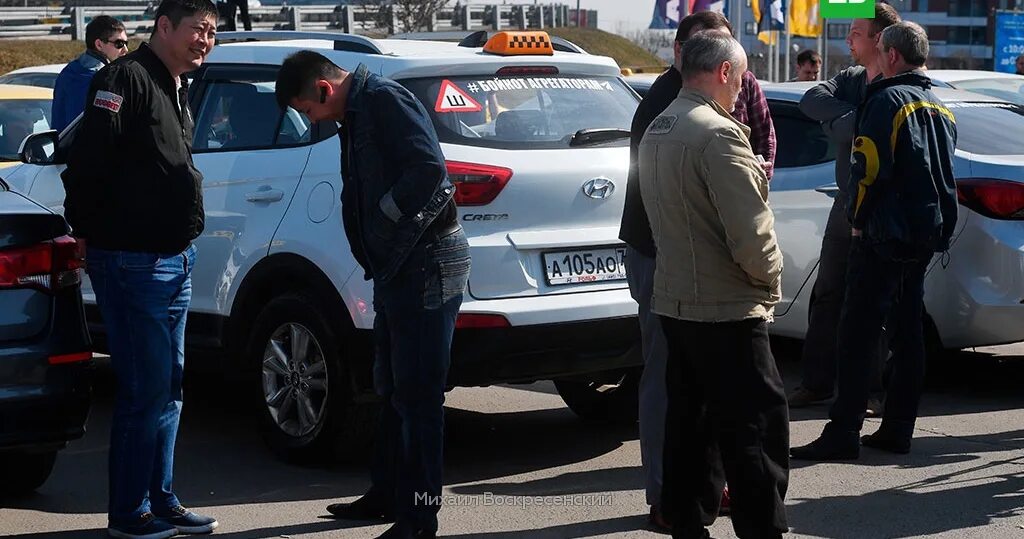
[569,0,657,35]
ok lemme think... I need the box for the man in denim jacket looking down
[276,51,470,539]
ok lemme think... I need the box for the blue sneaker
[155,506,218,535]
[107,512,179,539]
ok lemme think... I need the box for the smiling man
[60,0,219,537]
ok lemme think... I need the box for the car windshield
[0,99,51,161]
[946,101,1024,155]
[400,75,638,149]
[951,78,1024,106]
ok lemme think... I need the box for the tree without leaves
[358,0,451,34]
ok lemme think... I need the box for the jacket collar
[78,50,108,69]
[133,43,189,94]
[345,63,372,114]
[867,69,931,97]
[679,88,751,138]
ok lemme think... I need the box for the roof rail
[216,31,383,55]
[392,30,586,54]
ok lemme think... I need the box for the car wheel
[554,367,641,424]
[0,450,57,495]
[247,293,375,463]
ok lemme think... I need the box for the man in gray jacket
[640,30,788,539]
[789,2,900,410]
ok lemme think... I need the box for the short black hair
[797,49,821,66]
[675,11,733,44]
[85,15,125,51]
[152,0,218,34]
[275,50,346,109]
[869,2,901,36]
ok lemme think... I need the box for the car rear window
[950,78,1024,106]
[946,101,1024,155]
[401,75,638,150]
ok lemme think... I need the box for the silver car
[764,82,1024,351]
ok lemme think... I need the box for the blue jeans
[370,228,469,533]
[86,245,194,526]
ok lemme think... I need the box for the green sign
[820,0,875,19]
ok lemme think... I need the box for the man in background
[52,15,128,132]
[792,49,822,81]
[789,3,901,413]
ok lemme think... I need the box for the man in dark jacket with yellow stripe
[792,21,957,460]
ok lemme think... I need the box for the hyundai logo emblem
[582,177,615,199]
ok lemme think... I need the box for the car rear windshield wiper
[568,128,631,147]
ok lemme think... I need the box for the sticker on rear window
[467,78,616,93]
[93,90,123,113]
[435,80,483,113]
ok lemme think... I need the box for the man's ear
[720,60,732,84]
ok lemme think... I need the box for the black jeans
[801,193,887,397]
[828,238,931,436]
[369,228,470,533]
[660,317,789,539]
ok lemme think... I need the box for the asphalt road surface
[2,342,1023,538]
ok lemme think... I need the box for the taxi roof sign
[483,31,554,56]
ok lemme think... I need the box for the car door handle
[814,184,841,198]
[245,188,284,203]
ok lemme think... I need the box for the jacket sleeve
[702,127,783,291]
[743,73,777,180]
[799,68,858,141]
[369,84,448,223]
[60,64,139,238]
[848,92,899,228]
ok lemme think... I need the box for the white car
[926,69,1024,107]
[0,64,63,89]
[762,82,1024,351]
[6,31,644,459]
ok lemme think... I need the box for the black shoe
[791,428,860,461]
[326,492,395,522]
[375,523,437,539]
[861,430,911,454]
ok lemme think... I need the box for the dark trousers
[828,239,931,435]
[221,0,252,31]
[369,229,470,533]
[661,317,789,539]
[801,193,887,396]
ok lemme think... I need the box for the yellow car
[0,84,53,169]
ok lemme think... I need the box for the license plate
[543,247,627,286]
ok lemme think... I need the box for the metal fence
[0,3,596,39]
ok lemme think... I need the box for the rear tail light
[48,352,92,365]
[956,179,1024,220]
[456,314,511,329]
[0,235,84,292]
[446,161,514,206]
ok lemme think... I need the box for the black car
[0,177,91,494]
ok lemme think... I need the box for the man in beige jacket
[639,30,789,539]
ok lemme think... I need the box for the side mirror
[19,130,60,165]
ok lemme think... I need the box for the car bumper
[926,212,1024,349]
[0,358,92,451]
[448,316,641,386]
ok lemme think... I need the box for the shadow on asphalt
[788,446,1024,538]
[0,359,639,517]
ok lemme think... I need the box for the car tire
[554,367,641,424]
[246,293,376,463]
[0,450,57,495]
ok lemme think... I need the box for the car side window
[769,101,836,168]
[192,80,311,151]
